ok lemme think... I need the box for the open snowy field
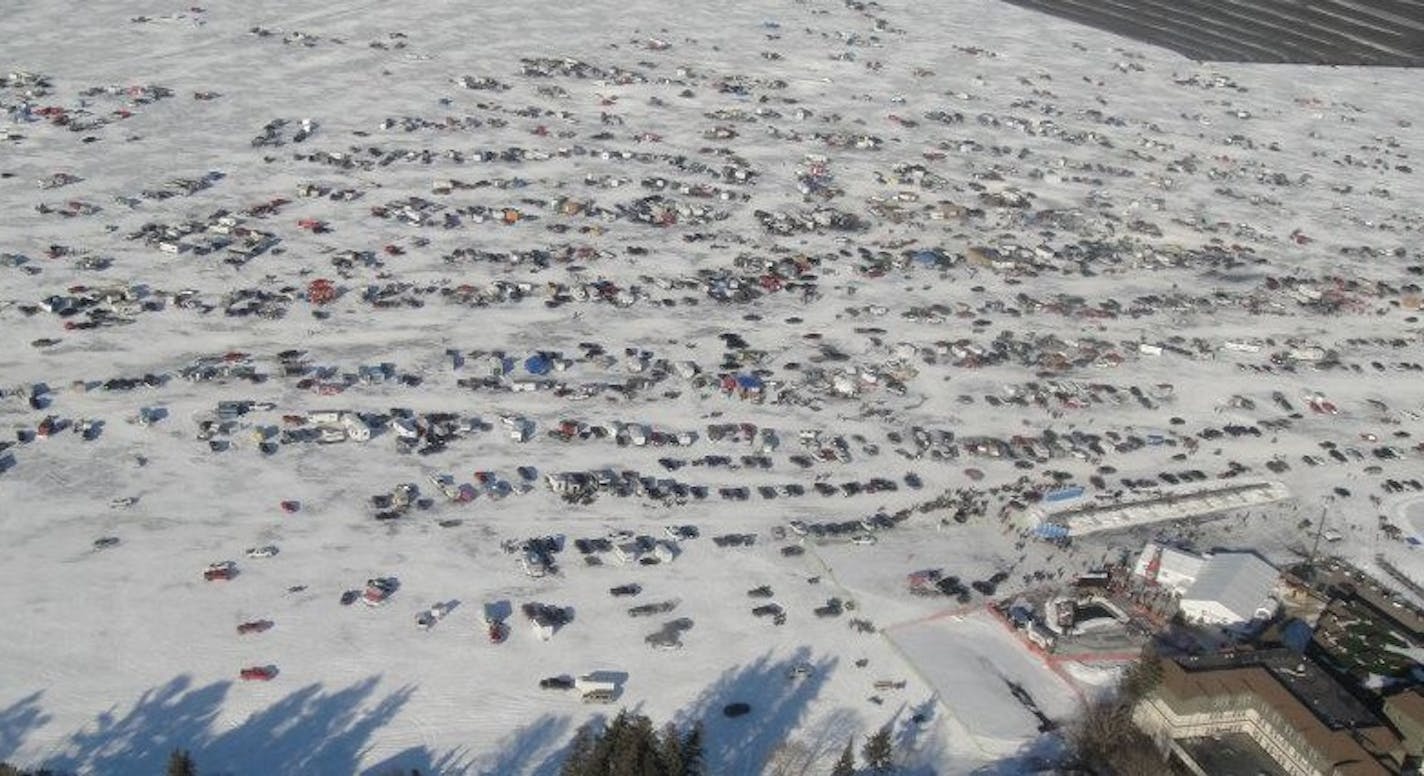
[887,612,1078,760]
[2,0,1423,773]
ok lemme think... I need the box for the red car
[204,562,237,582]
[239,665,277,681]
[488,620,508,644]
[236,620,273,635]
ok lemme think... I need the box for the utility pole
[1307,505,1328,582]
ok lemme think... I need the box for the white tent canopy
[1134,543,1280,626]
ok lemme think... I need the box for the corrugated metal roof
[1182,552,1278,623]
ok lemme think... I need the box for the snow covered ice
[2,0,1423,773]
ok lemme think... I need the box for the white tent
[1179,553,1280,627]
[1133,543,1280,627]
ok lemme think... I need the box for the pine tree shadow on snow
[31,674,422,776]
[675,647,838,774]
[361,744,471,776]
[797,705,860,766]
[0,692,52,763]
[880,695,950,776]
[967,732,1066,775]
[42,676,227,774]
[467,713,574,776]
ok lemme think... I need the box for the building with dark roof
[1134,650,1404,775]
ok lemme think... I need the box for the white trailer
[575,675,617,695]
[308,410,342,425]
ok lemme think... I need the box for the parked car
[362,577,399,606]
[415,602,454,630]
[204,561,237,581]
[540,675,575,690]
[239,665,277,681]
[664,525,699,540]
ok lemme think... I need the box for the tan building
[1134,651,1402,775]
[1383,689,1424,763]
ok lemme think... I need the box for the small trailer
[576,675,618,703]
[574,675,617,695]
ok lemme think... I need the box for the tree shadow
[967,732,1066,775]
[0,692,52,763]
[205,677,416,774]
[43,675,227,775]
[675,647,838,773]
[527,711,608,776]
[893,695,938,755]
[361,744,471,776]
[887,695,954,776]
[796,705,860,769]
[30,674,422,776]
[469,713,572,776]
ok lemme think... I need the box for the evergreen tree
[0,765,68,776]
[1120,645,1163,702]
[607,713,658,776]
[166,749,197,776]
[556,711,706,776]
[860,726,894,773]
[632,716,663,776]
[680,721,704,776]
[588,711,629,774]
[656,723,684,776]
[561,723,599,776]
[831,739,856,776]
